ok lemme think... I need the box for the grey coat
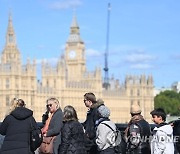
[46,108,63,154]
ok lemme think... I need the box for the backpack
[170,119,180,153]
[101,122,123,153]
[29,119,43,151]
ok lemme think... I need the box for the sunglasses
[46,104,53,108]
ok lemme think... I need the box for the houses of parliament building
[0,14,154,123]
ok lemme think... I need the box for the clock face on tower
[68,50,76,59]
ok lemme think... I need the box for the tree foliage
[154,90,180,116]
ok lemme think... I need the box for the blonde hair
[46,97,60,109]
[8,98,26,114]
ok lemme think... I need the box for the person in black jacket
[59,105,87,154]
[0,98,38,154]
[125,104,151,154]
[83,93,104,154]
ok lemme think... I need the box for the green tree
[154,90,180,116]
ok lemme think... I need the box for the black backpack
[29,119,43,151]
[171,119,180,153]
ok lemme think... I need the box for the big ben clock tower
[65,15,86,80]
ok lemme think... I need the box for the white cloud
[49,0,82,10]
[130,63,153,69]
[108,45,145,56]
[125,51,156,63]
[86,48,102,57]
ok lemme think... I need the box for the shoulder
[2,115,12,123]
[53,109,63,117]
[56,108,63,114]
[105,120,116,128]
[155,124,173,134]
[91,101,104,108]
[70,120,83,128]
[63,121,83,132]
[63,120,76,127]
[97,123,107,132]
[99,120,116,130]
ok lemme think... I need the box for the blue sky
[0,0,180,88]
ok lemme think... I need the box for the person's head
[63,105,78,122]
[9,98,26,113]
[130,104,142,117]
[46,97,60,113]
[83,92,96,108]
[98,105,110,118]
[150,108,166,124]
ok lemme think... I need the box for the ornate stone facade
[0,14,154,123]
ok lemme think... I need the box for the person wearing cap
[125,104,151,154]
[95,105,116,154]
[83,93,104,154]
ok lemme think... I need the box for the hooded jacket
[0,107,37,154]
[151,124,174,154]
[96,118,116,151]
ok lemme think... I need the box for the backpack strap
[101,122,115,131]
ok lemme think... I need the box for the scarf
[41,113,54,134]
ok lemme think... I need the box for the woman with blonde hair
[59,105,87,154]
[8,98,25,114]
[39,97,63,154]
[0,98,38,154]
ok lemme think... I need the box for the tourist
[39,97,63,154]
[150,108,174,154]
[59,105,86,154]
[0,98,38,154]
[96,105,116,154]
[83,93,104,154]
[125,104,151,154]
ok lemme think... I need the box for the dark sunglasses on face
[46,104,53,108]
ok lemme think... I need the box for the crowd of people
[0,92,178,154]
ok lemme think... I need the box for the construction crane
[103,3,111,90]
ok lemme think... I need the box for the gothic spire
[71,15,79,29]
[6,12,16,46]
[67,15,82,43]
[1,12,21,64]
